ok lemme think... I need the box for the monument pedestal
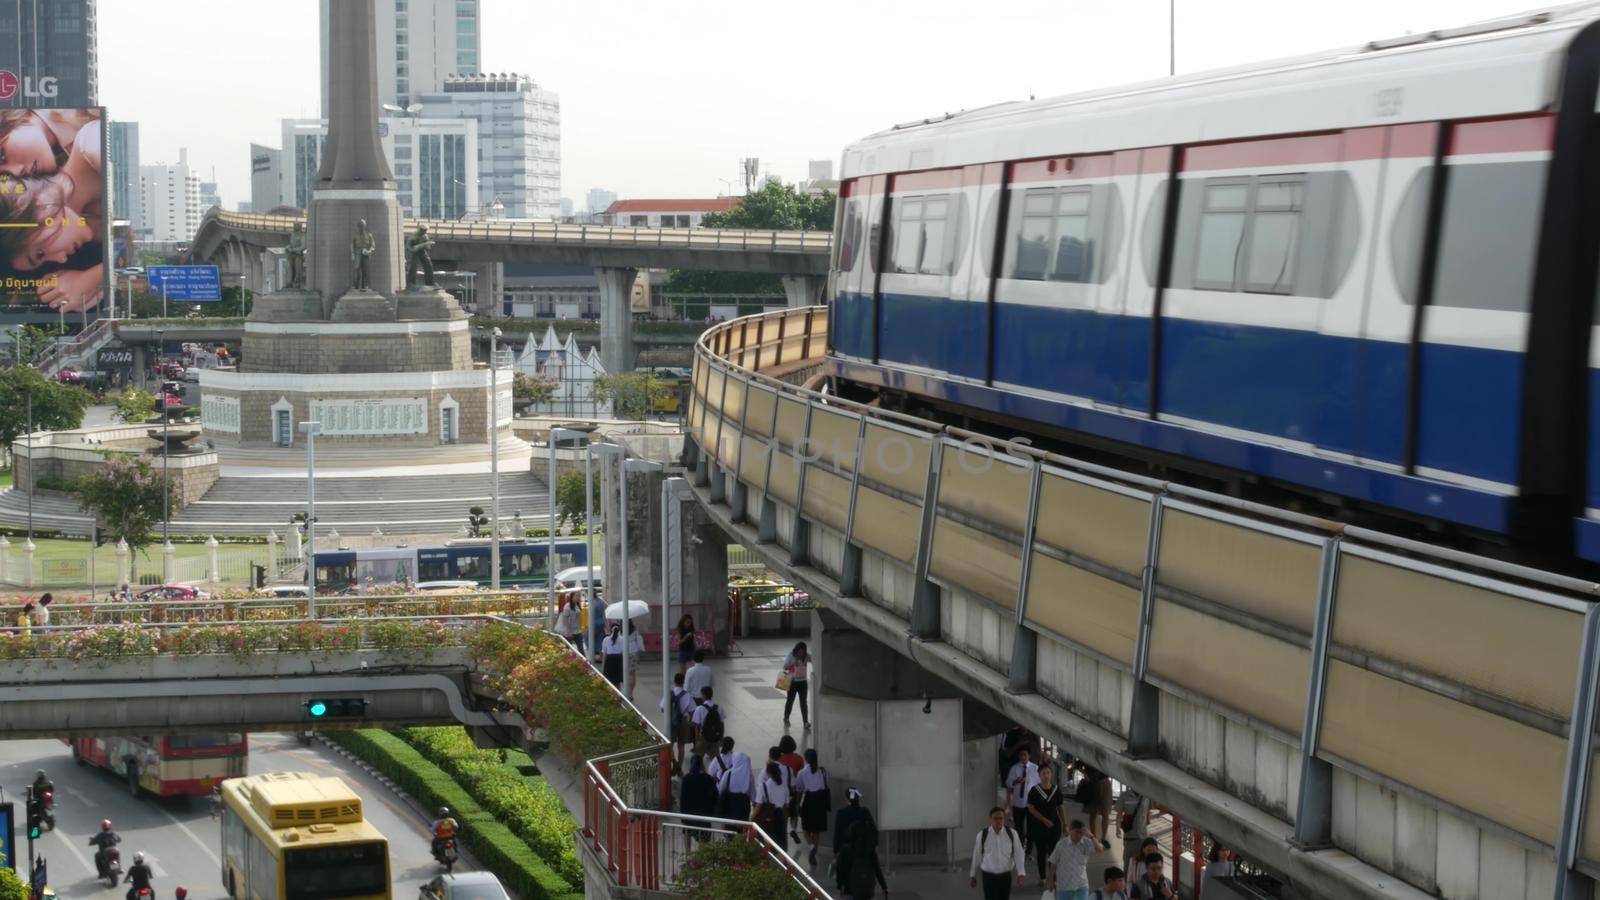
[246,289,324,323]
[396,286,466,321]
[331,288,398,323]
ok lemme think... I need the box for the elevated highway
[687,307,1600,900]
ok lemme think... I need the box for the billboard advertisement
[0,107,110,327]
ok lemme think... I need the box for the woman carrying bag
[676,613,696,675]
[779,641,811,729]
[754,761,792,850]
[795,748,833,870]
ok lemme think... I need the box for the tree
[0,365,91,469]
[554,470,601,532]
[0,865,27,900]
[111,386,157,424]
[663,181,836,297]
[591,373,668,421]
[8,324,60,364]
[466,505,489,538]
[73,455,173,577]
[513,372,559,411]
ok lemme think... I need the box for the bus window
[419,552,452,581]
[315,561,354,590]
[455,554,490,581]
[501,549,537,580]
[285,842,388,898]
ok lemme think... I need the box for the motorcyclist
[429,807,459,859]
[31,769,52,796]
[124,850,154,899]
[89,820,121,877]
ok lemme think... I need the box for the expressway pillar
[467,262,504,318]
[597,267,638,374]
[780,274,825,309]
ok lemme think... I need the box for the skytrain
[826,5,1600,566]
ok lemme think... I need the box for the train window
[892,198,924,273]
[890,193,958,275]
[456,555,489,580]
[921,198,951,274]
[1194,181,1251,290]
[418,553,451,581]
[837,201,863,273]
[1243,179,1305,294]
[1390,161,1543,312]
[1004,184,1119,284]
[1012,191,1056,280]
[1051,189,1094,282]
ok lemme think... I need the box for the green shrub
[34,476,79,492]
[328,729,582,900]
[0,865,25,900]
[395,726,581,886]
[677,837,809,899]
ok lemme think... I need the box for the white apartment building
[280,117,479,220]
[320,0,481,114]
[418,73,560,219]
[139,148,201,243]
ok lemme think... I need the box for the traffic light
[93,525,107,547]
[304,698,367,719]
[23,793,39,841]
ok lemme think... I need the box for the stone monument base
[331,288,398,323]
[246,289,324,323]
[396,286,466,321]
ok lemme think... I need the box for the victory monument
[199,0,513,459]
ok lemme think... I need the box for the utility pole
[490,327,502,589]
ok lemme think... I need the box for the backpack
[1073,775,1098,805]
[979,826,1016,859]
[845,847,878,897]
[700,703,724,743]
[668,688,686,732]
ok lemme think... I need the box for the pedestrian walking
[676,613,696,675]
[795,749,832,870]
[836,821,888,899]
[780,641,811,729]
[778,735,805,775]
[754,761,791,850]
[622,619,643,700]
[679,755,719,851]
[598,623,626,687]
[1201,844,1237,893]
[1129,854,1175,900]
[707,737,738,782]
[1119,791,1152,877]
[833,787,878,855]
[684,649,714,701]
[1086,768,1113,849]
[692,687,726,757]
[34,593,51,628]
[552,596,580,649]
[1046,819,1098,900]
[969,806,1026,900]
[714,745,755,825]
[15,602,34,635]
[1027,766,1065,883]
[663,672,696,771]
[1090,867,1129,900]
[1005,748,1041,851]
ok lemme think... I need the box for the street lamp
[591,442,623,673]
[549,427,588,615]
[488,327,503,589]
[300,420,322,616]
[22,385,32,542]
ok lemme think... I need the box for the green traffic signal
[26,825,38,840]
[304,698,366,719]
[307,701,329,717]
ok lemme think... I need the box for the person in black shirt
[1026,765,1065,883]
[836,821,888,898]
[832,787,877,854]
[679,755,719,842]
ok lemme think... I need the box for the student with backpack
[664,672,696,771]
[692,686,726,755]
[969,806,1026,899]
[836,821,888,898]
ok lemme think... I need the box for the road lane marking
[151,804,220,869]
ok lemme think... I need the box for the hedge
[328,729,582,900]
[394,726,582,887]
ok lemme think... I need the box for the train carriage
[827,5,1600,566]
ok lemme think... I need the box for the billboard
[0,107,110,326]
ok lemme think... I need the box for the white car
[260,585,310,599]
[416,580,479,592]
[181,366,203,382]
[420,872,509,900]
[554,565,602,589]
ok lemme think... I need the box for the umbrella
[604,600,650,621]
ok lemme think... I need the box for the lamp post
[489,326,503,589]
[22,385,32,542]
[300,420,322,616]
[592,442,624,674]
[550,427,586,615]
[583,438,598,657]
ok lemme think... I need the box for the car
[53,369,83,385]
[415,580,479,593]
[260,585,310,599]
[553,565,603,589]
[135,585,210,602]
[419,872,510,900]
[181,367,203,382]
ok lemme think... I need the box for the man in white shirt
[684,651,714,703]
[1047,819,1099,899]
[1006,748,1041,851]
[691,686,727,756]
[969,806,1026,899]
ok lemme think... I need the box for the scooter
[39,789,54,832]
[431,837,458,873]
[97,846,122,888]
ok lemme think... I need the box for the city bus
[314,538,590,592]
[220,771,391,900]
[69,734,248,797]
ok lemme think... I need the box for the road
[0,732,461,899]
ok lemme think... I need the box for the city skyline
[102,0,1537,215]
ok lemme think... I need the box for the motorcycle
[39,789,54,832]
[430,837,458,873]
[126,888,153,900]
[97,846,122,888]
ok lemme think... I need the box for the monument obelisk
[306,0,404,318]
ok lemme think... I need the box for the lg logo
[0,71,58,101]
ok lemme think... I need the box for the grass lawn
[0,469,11,490]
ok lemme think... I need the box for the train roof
[842,4,1600,180]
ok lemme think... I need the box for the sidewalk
[629,636,1168,899]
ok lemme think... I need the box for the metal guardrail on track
[688,305,1600,890]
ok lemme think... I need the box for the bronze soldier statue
[285,222,306,289]
[406,225,437,289]
[350,219,375,291]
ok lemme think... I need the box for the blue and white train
[826,5,1600,566]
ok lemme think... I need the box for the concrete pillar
[162,541,175,583]
[780,274,825,309]
[22,540,34,588]
[0,536,9,583]
[290,526,303,560]
[468,261,504,318]
[115,538,130,588]
[205,535,220,583]
[681,501,730,653]
[603,461,664,632]
[266,531,279,576]
[597,266,638,374]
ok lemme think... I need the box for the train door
[832,178,874,360]
[1124,147,1174,414]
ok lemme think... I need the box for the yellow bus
[220,771,391,899]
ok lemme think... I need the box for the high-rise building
[586,188,616,218]
[250,143,283,212]
[319,0,480,115]
[281,116,478,219]
[140,148,201,243]
[418,74,559,219]
[108,120,141,232]
[559,198,573,219]
[198,181,222,214]
[0,0,97,108]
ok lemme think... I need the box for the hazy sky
[100,0,1540,212]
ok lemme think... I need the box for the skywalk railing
[691,305,1600,891]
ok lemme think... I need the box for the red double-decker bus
[68,734,249,797]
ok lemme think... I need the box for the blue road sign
[148,265,223,302]
[0,800,13,870]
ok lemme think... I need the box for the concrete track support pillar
[1127,496,1166,758]
[780,274,825,309]
[597,266,638,374]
